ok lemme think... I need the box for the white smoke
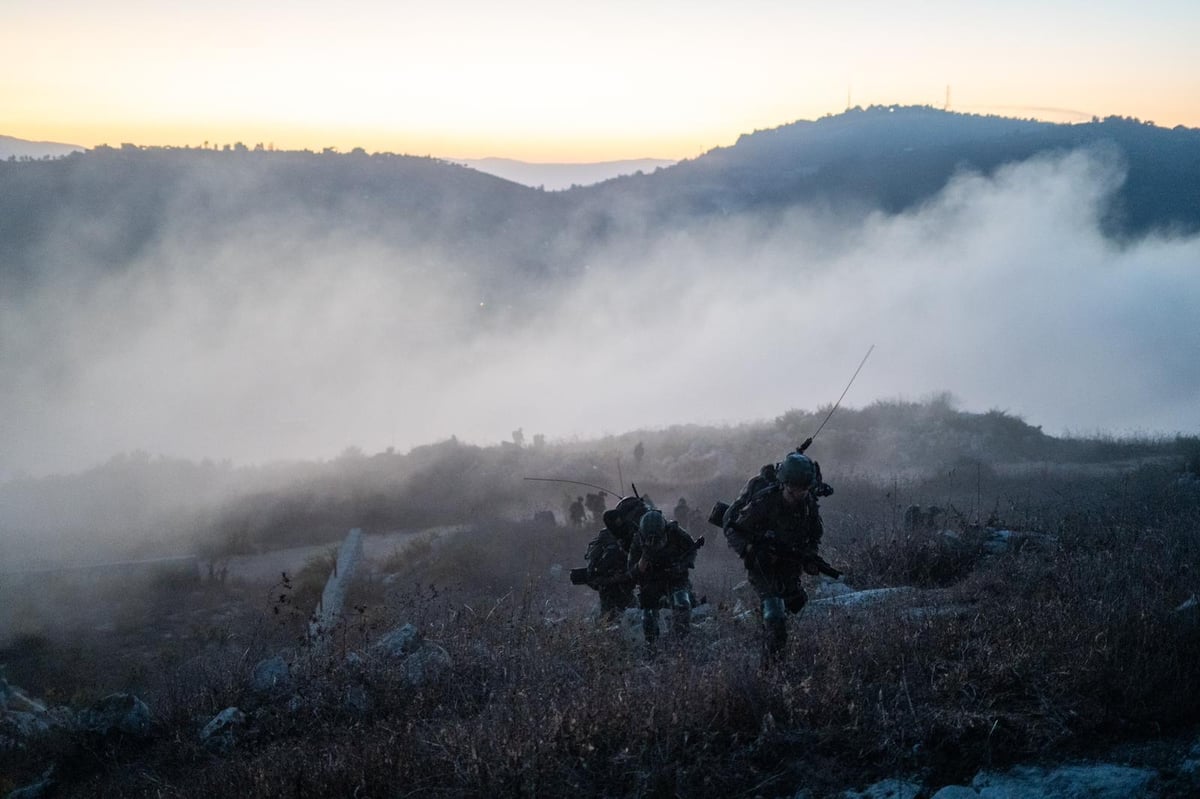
[2,146,1198,479]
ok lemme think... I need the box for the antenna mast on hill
[944,85,951,111]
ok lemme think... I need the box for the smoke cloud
[2,147,1198,479]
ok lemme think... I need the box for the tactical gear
[629,516,699,644]
[614,495,648,521]
[723,460,834,659]
[777,453,816,487]
[576,524,636,617]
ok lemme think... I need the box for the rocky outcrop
[371,623,451,686]
[198,706,245,751]
[78,693,152,737]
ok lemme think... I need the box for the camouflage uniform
[722,463,778,528]
[726,481,825,657]
[584,525,636,617]
[580,496,648,619]
[569,497,586,527]
[629,514,697,643]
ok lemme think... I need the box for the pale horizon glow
[4,0,1199,161]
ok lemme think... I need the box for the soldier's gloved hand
[636,556,652,573]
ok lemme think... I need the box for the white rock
[199,706,245,749]
[373,623,422,658]
[810,587,917,609]
[929,788,979,799]
[841,777,922,798]
[251,655,292,693]
[969,763,1157,798]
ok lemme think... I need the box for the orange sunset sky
[4,0,1199,161]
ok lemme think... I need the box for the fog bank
[2,147,1197,479]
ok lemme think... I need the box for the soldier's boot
[642,609,660,648]
[762,597,788,663]
[670,589,692,638]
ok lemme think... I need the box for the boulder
[810,587,917,610]
[79,693,152,737]
[841,778,922,798]
[372,623,452,686]
[372,623,422,658]
[199,706,245,751]
[403,642,451,686]
[1179,735,1200,784]
[251,655,292,694]
[930,763,1158,798]
[0,711,51,751]
[0,681,47,715]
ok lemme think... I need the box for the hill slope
[577,106,1200,239]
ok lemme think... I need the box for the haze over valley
[2,107,1199,483]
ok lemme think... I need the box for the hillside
[5,108,1200,294]
[0,145,567,300]
[578,106,1200,239]
[2,398,1195,569]
[2,401,1199,798]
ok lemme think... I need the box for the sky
[4,0,1199,161]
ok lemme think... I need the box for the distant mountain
[0,145,568,299]
[457,157,676,190]
[577,106,1200,239]
[3,107,1199,296]
[0,134,84,160]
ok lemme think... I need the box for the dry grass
[3,462,1200,797]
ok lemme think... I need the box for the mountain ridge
[0,133,85,160]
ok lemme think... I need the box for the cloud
[2,146,1198,479]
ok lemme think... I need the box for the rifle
[724,520,843,579]
[569,566,636,587]
[772,547,843,580]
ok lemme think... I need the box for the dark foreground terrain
[2,407,1200,797]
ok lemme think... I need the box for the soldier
[628,509,698,646]
[725,452,828,659]
[569,496,586,527]
[582,496,648,618]
[585,491,609,523]
[673,496,691,528]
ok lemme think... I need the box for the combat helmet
[777,452,816,488]
[603,495,648,536]
[639,509,667,548]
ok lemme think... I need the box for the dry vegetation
[3,403,1200,797]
